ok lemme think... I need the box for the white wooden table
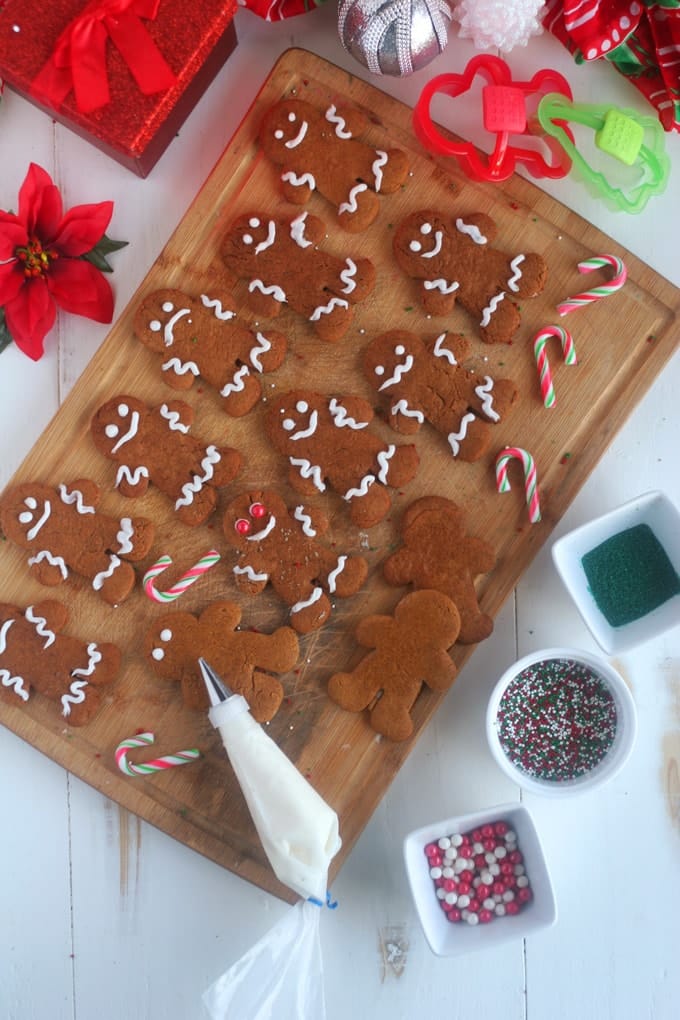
[2,7,679,1019]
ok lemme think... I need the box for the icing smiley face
[280,398,319,442]
[406,219,444,260]
[267,101,310,153]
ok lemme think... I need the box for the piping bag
[199,658,342,1020]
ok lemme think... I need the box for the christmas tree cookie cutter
[413,54,574,183]
[536,94,670,214]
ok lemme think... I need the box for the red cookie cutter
[413,55,575,183]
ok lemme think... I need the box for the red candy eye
[249,502,266,519]
[235,518,251,535]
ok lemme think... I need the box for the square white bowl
[403,803,557,957]
[551,490,680,654]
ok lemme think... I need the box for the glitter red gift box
[0,0,238,176]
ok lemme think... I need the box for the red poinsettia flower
[0,163,115,361]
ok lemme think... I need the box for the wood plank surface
[0,47,678,903]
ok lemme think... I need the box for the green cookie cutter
[537,93,670,214]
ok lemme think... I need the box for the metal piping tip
[198,658,233,706]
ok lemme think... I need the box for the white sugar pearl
[514,865,525,876]
[451,834,464,847]
[502,890,515,903]
[480,870,493,885]
[494,894,502,903]
[436,888,447,900]
[444,892,457,905]
[483,897,496,910]
[457,894,470,908]
[489,863,501,876]
[442,867,454,879]
[444,847,457,860]
[505,830,517,843]
[495,904,506,917]
[465,859,475,870]
[494,846,507,859]
[454,859,467,873]
[517,876,529,888]
[438,837,451,850]
[466,912,479,926]
[473,842,484,854]
[461,909,469,921]
[472,877,481,888]
[429,867,442,879]
[485,852,496,864]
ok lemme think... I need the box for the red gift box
[0,0,238,176]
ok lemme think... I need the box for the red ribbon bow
[31,0,177,114]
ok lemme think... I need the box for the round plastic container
[486,647,637,796]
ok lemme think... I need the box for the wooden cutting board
[1,48,678,902]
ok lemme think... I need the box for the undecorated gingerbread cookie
[260,98,409,232]
[221,211,375,342]
[363,329,517,461]
[0,479,154,604]
[133,288,287,417]
[382,496,496,644]
[393,210,547,344]
[91,395,242,527]
[222,488,368,634]
[327,589,460,741]
[0,600,121,724]
[264,389,419,527]
[144,600,299,719]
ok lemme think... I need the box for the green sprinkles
[496,658,617,782]
[581,524,680,628]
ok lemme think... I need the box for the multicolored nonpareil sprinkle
[495,658,617,782]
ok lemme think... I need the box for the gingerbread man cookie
[222,489,368,634]
[264,389,420,528]
[91,395,242,527]
[393,210,547,344]
[327,589,460,741]
[144,600,299,719]
[259,98,410,233]
[382,496,496,644]
[0,600,121,724]
[0,479,154,605]
[363,330,518,461]
[221,211,375,342]
[133,288,287,417]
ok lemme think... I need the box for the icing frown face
[135,291,194,353]
[261,100,311,157]
[3,486,53,546]
[92,398,143,459]
[365,335,417,393]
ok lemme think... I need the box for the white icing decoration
[287,409,318,441]
[255,221,276,255]
[372,150,388,192]
[160,404,190,432]
[25,606,55,648]
[233,564,269,583]
[152,648,164,661]
[424,279,459,295]
[339,258,357,294]
[344,475,375,500]
[162,302,174,312]
[328,398,368,430]
[293,506,316,537]
[62,643,101,716]
[339,182,368,216]
[421,224,432,235]
[376,445,395,483]
[26,500,51,541]
[111,409,140,454]
[249,332,272,373]
[116,518,134,555]
[327,556,347,594]
[200,294,235,320]
[433,333,457,365]
[162,307,191,346]
[119,403,129,415]
[289,457,326,492]
[92,555,122,592]
[507,254,525,293]
[28,550,68,579]
[296,401,308,413]
[283,418,295,431]
[375,365,385,376]
[18,512,32,524]
[59,484,95,514]
[290,586,323,615]
[25,497,37,509]
[447,413,477,456]
[220,365,250,397]
[274,129,284,140]
[480,292,506,327]
[175,446,221,510]
[0,645,29,703]
[149,320,161,332]
[247,516,276,541]
[249,218,260,228]
[0,618,13,654]
[410,240,422,252]
[249,279,287,303]
[244,234,253,245]
[456,218,487,245]
[71,643,101,679]
[310,297,349,321]
[162,357,200,377]
[115,465,149,489]
[285,120,308,148]
[392,399,424,423]
[290,211,314,248]
[282,171,317,193]
[325,105,352,139]
[475,376,499,422]
[421,230,443,258]
[379,352,414,391]
[160,628,172,641]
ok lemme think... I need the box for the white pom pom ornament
[452,0,545,53]
[338,0,453,77]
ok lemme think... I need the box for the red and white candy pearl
[424,820,533,926]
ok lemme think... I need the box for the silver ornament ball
[338,0,452,77]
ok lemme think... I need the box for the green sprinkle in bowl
[551,490,680,654]
[486,648,637,796]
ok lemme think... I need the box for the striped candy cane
[495,447,541,524]
[557,255,627,317]
[533,326,576,408]
[143,549,221,603]
[115,732,201,776]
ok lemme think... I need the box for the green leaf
[0,308,14,356]
[80,234,129,273]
